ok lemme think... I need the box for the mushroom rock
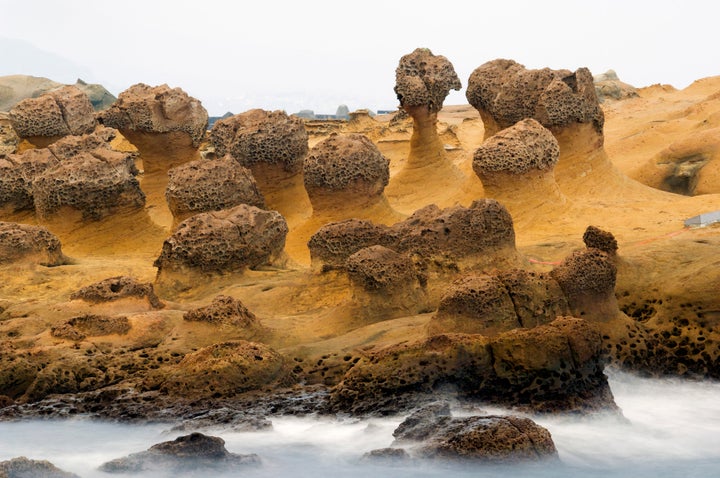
[166,155,265,228]
[98,432,260,474]
[0,148,59,213]
[344,245,429,323]
[32,152,146,221]
[495,268,570,328]
[472,118,566,213]
[183,295,261,329]
[0,113,19,157]
[8,85,96,148]
[582,225,618,255]
[307,218,394,270]
[0,457,79,478]
[0,221,66,266]
[551,249,619,321]
[329,317,615,415]
[98,83,208,173]
[387,48,464,208]
[149,341,296,398]
[208,109,310,222]
[303,133,398,220]
[154,204,288,291]
[70,276,164,310]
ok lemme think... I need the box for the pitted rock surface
[308,219,395,269]
[154,204,288,275]
[473,118,560,175]
[70,276,164,309]
[183,295,259,328]
[166,156,265,220]
[466,59,604,134]
[51,314,131,341]
[209,109,307,174]
[551,249,617,302]
[9,85,96,138]
[0,149,59,212]
[0,457,79,478]
[346,245,422,291]
[32,152,145,221]
[583,225,618,255]
[394,48,461,113]
[98,83,208,147]
[303,133,389,198]
[0,221,65,266]
[0,114,19,157]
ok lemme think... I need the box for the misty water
[1,369,719,478]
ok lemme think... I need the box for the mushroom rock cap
[551,249,618,320]
[466,59,604,136]
[209,109,308,175]
[582,225,618,255]
[345,245,421,292]
[303,133,389,202]
[166,155,265,222]
[473,118,560,176]
[0,221,66,266]
[0,149,60,212]
[98,83,208,147]
[9,85,96,138]
[307,218,394,269]
[394,48,461,113]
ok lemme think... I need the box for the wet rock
[152,341,296,398]
[169,407,273,433]
[329,317,613,415]
[0,222,66,266]
[32,152,145,221]
[154,204,288,276]
[466,59,603,138]
[166,155,265,225]
[360,447,410,463]
[51,314,131,341]
[391,401,451,441]
[70,276,164,309]
[8,85,96,140]
[99,432,260,474]
[0,456,79,478]
[583,225,618,255]
[183,295,259,328]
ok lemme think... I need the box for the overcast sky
[1,0,719,116]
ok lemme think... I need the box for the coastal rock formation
[329,317,613,415]
[0,75,115,111]
[154,204,288,284]
[32,152,145,221]
[183,295,260,328]
[583,225,618,255]
[0,149,59,213]
[98,83,208,172]
[394,48,462,114]
[307,218,394,270]
[392,407,557,462]
[466,59,603,138]
[70,276,164,310]
[0,457,79,478]
[303,133,391,212]
[8,85,96,145]
[166,156,265,226]
[152,341,295,398]
[0,113,19,157]
[593,70,639,102]
[472,118,566,210]
[0,222,65,266]
[51,314,131,341]
[99,432,260,474]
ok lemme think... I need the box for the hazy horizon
[1,0,719,116]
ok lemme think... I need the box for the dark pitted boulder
[152,341,296,398]
[329,317,614,415]
[166,155,265,225]
[98,433,260,474]
[551,249,618,320]
[8,85,96,141]
[466,59,603,138]
[0,113,19,157]
[308,218,394,270]
[391,401,451,441]
[495,269,570,328]
[51,314,131,341]
[99,83,208,148]
[70,276,163,309]
[209,108,308,182]
[583,225,618,255]
[183,295,259,328]
[394,47,461,114]
[346,245,421,292]
[397,414,558,462]
[47,126,136,172]
[303,133,390,210]
[154,204,288,276]
[0,149,59,213]
[0,457,79,478]
[0,222,66,266]
[32,152,145,221]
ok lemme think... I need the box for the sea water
[1,369,719,478]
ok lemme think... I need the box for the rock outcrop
[8,85,96,145]
[307,218,395,270]
[466,59,604,138]
[166,156,265,226]
[0,75,115,111]
[0,113,19,157]
[51,314,131,341]
[0,148,59,213]
[593,70,639,102]
[154,205,288,287]
[70,276,164,309]
[183,295,260,328]
[329,317,614,415]
[0,222,66,266]
[99,433,260,474]
[0,457,79,478]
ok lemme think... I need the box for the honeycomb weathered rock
[394,48,461,113]
[8,85,96,139]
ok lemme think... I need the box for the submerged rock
[0,456,79,478]
[99,432,260,474]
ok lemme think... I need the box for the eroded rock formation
[51,314,131,341]
[70,276,164,310]
[184,295,260,329]
[0,457,79,478]
[0,113,19,157]
[0,148,59,213]
[0,221,66,266]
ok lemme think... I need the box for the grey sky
[1,0,718,115]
